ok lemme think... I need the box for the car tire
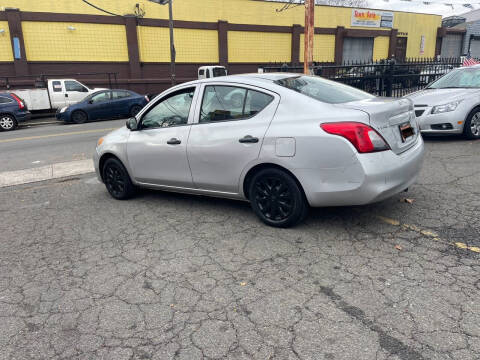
[71,110,88,124]
[464,108,480,139]
[102,158,136,200]
[130,105,142,117]
[0,114,17,131]
[248,168,308,228]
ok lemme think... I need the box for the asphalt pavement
[0,131,479,359]
[0,118,125,172]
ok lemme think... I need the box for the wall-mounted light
[67,26,76,31]
[0,29,5,35]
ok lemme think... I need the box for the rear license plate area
[399,122,414,142]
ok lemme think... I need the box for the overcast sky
[367,0,471,17]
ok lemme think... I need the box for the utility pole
[167,0,176,85]
[304,0,314,75]
[148,0,176,85]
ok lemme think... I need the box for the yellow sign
[351,9,394,28]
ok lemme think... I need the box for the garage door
[470,38,480,58]
[441,34,463,58]
[343,37,373,63]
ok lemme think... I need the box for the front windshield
[428,68,480,89]
[276,75,374,104]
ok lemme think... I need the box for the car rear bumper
[297,136,425,207]
[15,111,31,123]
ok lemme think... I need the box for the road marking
[377,216,479,254]
[0,127,118,144]
[22,120,62,126]
[0,159,94,188]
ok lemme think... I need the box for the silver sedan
[94,74,424,227]
[406,65,480,139]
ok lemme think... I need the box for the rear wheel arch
[242,163,307,203]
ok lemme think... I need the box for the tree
[271,0,369,11]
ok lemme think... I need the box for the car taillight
[10,93,25,109]
[320,122,390,153]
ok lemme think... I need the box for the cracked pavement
[0,135,479,359]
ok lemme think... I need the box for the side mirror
[88,100,93,104]
[126,117,138,131]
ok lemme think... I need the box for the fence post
[386,60,394,97]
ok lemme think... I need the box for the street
[0,121,479,359]
[0,118,125,172]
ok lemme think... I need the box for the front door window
[141,88,195,129]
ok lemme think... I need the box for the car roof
[178,72,301,88]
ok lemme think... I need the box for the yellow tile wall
[22,22,128,61]
[228,31,291,63]
[137,26,170,62]
[299,34,335,62]
[373,36,389,61]
[137,27,218,63]
[0,21,13,61]
[1,0,443,60]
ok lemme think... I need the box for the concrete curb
[0,159,94,188]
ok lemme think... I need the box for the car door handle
[167,138,181,145]
[239,135,259,144]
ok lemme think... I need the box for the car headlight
[431,101,461,114]
[60,106,68,113]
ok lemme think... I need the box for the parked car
[8,79,105,113]
[0,92,31,131]
[406,65,480,139]
[56,89,148,124]
[94,74,424,228]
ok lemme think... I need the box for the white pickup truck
[11,79,104,112]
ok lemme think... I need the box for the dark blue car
[0,93,31,131]
[56,89,148,124]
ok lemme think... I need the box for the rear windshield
[275,75,374,104]
[213,68,227,77]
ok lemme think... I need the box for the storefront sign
[351,9,394,28]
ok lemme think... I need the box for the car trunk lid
[338,97,418,155]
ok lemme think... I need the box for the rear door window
[199,85,273,123]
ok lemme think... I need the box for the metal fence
[260,58,463,97]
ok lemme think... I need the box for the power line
[81,0,121,16]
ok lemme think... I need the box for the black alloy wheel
[249,168,308,228]
[102,158,136,200]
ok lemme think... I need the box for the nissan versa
[94,74,425,227]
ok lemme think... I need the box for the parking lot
[0,133,479,360]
